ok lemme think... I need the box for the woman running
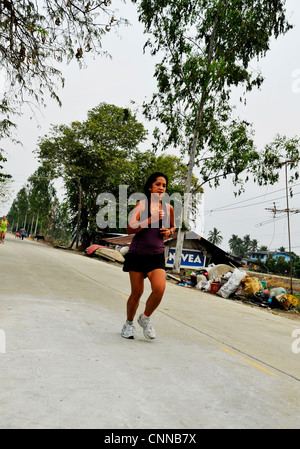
[121,172,176,340]
[0,216,9,243]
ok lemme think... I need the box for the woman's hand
[150,206,165,225]
[160,227,173,237]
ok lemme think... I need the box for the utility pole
[265,160,300,294]
[285,162,293,294]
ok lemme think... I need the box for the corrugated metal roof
[102,235,134,246]
[102,231,201,246]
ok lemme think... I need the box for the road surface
[0,233,299,429]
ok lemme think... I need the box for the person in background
[19,228,26,240]
[0,216,9,244]
[121,172,176,340]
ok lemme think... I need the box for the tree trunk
[30,214,34,235]
[173,14,218,273]
[34,211,39,235]
[76,178,82,250]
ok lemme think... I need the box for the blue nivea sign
[166,248,205,269]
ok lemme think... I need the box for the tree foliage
[0,172,13,204]
[133,0,292,187]
[257,135,300,188]
[229,233,259,257]
[207,227,223,246]
[132,0,292,271]
[0,0,127,140]
[8,186,29,225]
[7,165,59,235]
[255,253,300,279]
[35,102,202,248]
[35,103,148,247]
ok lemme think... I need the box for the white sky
[1,0,300,254]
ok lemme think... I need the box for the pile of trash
[171,264,299,312]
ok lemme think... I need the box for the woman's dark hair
[143,172,169,199]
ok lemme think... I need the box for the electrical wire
[255,211,300,227]
[204,182,300,214]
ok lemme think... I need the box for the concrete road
[0,233,299,429]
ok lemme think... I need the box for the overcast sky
[2,0,300,254]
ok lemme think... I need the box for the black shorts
[123,252,166,278]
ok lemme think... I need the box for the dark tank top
[129,199,168,255]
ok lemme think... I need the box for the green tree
[36,103,148,248]
[293,257,300,279]
[229,234,245,257]
[122,151,201,196]
[207,227,223,246]
[0,1,127,139]
[0,0,129,186]
[27,166,57,235]
[9,186,29,230]
[7,166,58,235]
[229,234,259,257]
[229,234,239,252]
[257,135,300,187]
[122,151,202,228]
[265,256,290,277]
[51,201,73,246]
[0,152,12,183]
[250,239,259,252]
[243,235,260,256]
[132,0,292,272]
[0,176,13,207]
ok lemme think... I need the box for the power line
[264,161,299,294]
[205,191,300,214]
[204,182,300,214]
[266,204,300,216]
[255,213,288,227]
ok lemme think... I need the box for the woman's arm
[127,200,165,235]
[160,205,176,238]
[127,201,151,235]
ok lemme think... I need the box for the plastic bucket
[210,283,221,294]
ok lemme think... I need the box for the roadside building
[249,250,291,263]
[100,231,241,270]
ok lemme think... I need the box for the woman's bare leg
[144,269,166,317]
[126,271,145,322]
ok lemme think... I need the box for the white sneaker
[138,314,156,339]
[121,321,135,339]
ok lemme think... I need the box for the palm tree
[229,234,239,252]
[250,239,258,252]
[229,234,245,257]
[229,234,259,258]
[259,245,268,251]
[243,234,252,254]
[207,227,223,246]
